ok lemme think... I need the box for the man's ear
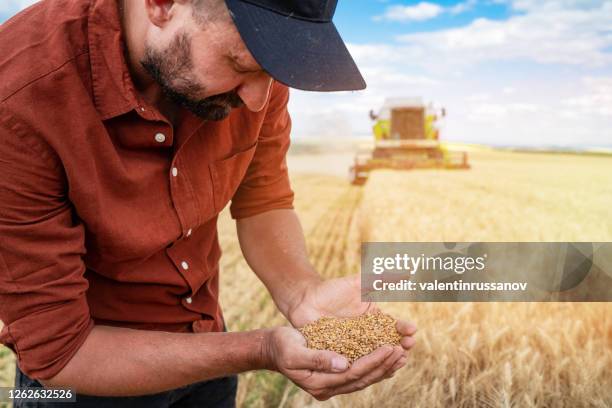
[144,0,178,28]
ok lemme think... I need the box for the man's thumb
[298,349,349,373]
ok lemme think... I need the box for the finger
[400,335,416,351]
[387,355,408,376]
[303,345,395,390]
[396,319,417,336]
[344,345,402,387]
[385,347,410,379]
[344,344,396,379]
[288,347,350,374]
[329,345,404,396]
[378,346,405,378]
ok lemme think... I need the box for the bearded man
[0,1,417,406]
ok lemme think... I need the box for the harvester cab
[349,98,470,185]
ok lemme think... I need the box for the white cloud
[449,0,478,14]
[396,1,612,68]
[508,0,607,12]
[374,2,444,22]
[374,0,478,22]
[562,77,612,117]
[467,102,542,122]
[466,93,491,102]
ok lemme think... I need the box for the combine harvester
[349,98,470,185]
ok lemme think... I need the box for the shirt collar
[88,0,141,120]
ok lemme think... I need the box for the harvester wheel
[349,165,368,186]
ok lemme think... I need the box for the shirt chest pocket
[209,142,258,213]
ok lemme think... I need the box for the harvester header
[349,98,470,185]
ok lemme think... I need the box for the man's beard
[140,31,244,121]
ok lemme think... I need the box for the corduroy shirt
[0,0,294,380]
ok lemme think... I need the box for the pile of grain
[298,312,402,363]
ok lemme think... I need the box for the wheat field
[0,148,611,407]
[220,148,612,407]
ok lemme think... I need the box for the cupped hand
[287,274,418,357]
[264,326,407,401]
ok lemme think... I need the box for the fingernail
[332,357,348,372]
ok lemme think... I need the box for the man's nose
[237,74,273,112]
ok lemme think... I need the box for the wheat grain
[298,311,402,363]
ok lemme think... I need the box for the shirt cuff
[229,177,295,219]
[0,296,95,381]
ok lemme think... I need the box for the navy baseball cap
[224,0,366,92]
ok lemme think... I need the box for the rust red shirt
[0,0,294,380]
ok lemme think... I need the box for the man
[0,0,417,406]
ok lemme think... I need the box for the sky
[2,0,612,148]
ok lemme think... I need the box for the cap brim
[225,0,366,92]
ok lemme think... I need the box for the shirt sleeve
[0,110,95,380]
[229,82,295,219]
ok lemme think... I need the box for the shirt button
[186,229,192,237]
[154,133,166,143]
[181,261,189,270]
[171,167,178,177]
[185,297,193,304]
